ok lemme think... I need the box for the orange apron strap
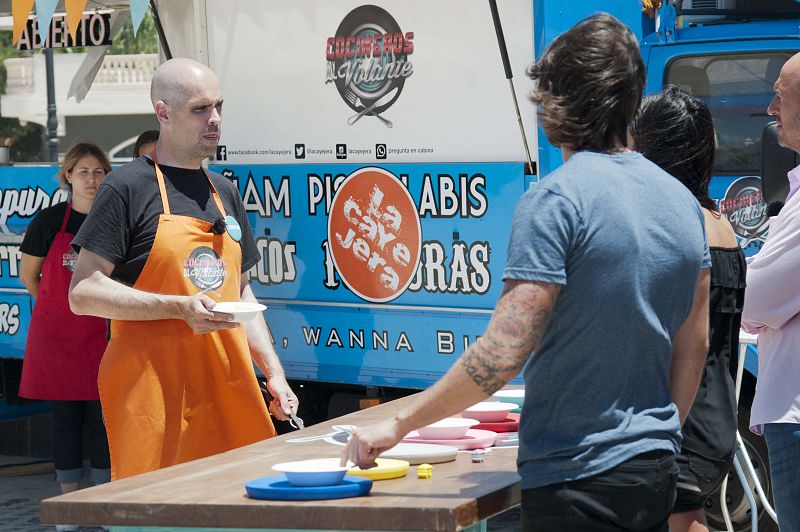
[205,173,227,219]
[150,149,227,220]
[150,150,171,218]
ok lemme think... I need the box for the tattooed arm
[342,280,561,468]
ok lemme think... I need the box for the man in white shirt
[742,51,800,531]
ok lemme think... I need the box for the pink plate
[402,429,498,450]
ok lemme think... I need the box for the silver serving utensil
[258,383,304,430]
[289,412,305,430]
[285,424,356,444]
[331,424,355,436]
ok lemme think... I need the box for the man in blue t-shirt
[343,14,710,531]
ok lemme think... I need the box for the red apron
[98,156,275,480]
[19,202,108,400]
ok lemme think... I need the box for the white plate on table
[271,458,350,487]
[323,432,458,464]
[460,402,517,423]
[416,418,479,440]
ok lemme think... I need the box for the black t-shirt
[72,157,259,286]
[20,201,87,257]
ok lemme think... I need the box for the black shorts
[673,451,733,513]
[521,450,678,532]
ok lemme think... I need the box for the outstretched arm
[342,279,560,468]
[69,248,237,334]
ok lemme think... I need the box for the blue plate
[245,475,372,501]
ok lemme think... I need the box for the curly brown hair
[527,13,645,152]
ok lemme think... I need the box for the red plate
[473,413,520,433]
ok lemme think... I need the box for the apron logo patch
[62,251,78,272]
[184,246,227,290]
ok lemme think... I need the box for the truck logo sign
[719,176,768,248]
[325,5,414,128]
[327,167,421,302]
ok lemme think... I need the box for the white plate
[461,402,517,422]
[212,302,267,323]
[322,433,458,465]
[271,458,350,487]
[417,417,479,440]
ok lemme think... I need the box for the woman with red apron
[19,143,111,532]
[96,152,276,481]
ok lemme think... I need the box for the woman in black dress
[630,86,746,532]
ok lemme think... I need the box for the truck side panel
[212,161,527,388]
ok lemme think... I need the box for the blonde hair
[59,142,111,188]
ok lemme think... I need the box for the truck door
[646,46,794,256]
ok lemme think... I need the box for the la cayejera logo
[327,167,421,302]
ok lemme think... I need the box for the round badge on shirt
[225,215,242,242]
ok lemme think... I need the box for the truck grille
[687,0,718,8]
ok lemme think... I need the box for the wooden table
[40,394,522,531]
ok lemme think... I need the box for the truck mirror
[761,121,796,206]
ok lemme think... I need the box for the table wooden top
[41,393,522,531]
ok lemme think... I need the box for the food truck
[1,1,798,528]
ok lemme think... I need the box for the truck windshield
[666,52,791,175]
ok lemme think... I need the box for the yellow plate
[347,458,410,480]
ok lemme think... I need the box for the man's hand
[177,294,239,334]
[266,375,298,421]
[340,279,560,469]
[340,418,405,469]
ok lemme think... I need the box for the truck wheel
[704,408,777,532]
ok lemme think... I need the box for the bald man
[742,51,800,531]
[69,58,297,480]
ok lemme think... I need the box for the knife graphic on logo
[347,87,398,127]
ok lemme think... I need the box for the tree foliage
[109,13,158,55]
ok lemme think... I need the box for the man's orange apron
[98,156,275,480]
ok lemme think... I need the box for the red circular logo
[327,167,421,302]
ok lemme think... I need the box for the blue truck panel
[212,161,526,388]
[1,162,527,388]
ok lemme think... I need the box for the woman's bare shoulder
[703,209,739,248]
